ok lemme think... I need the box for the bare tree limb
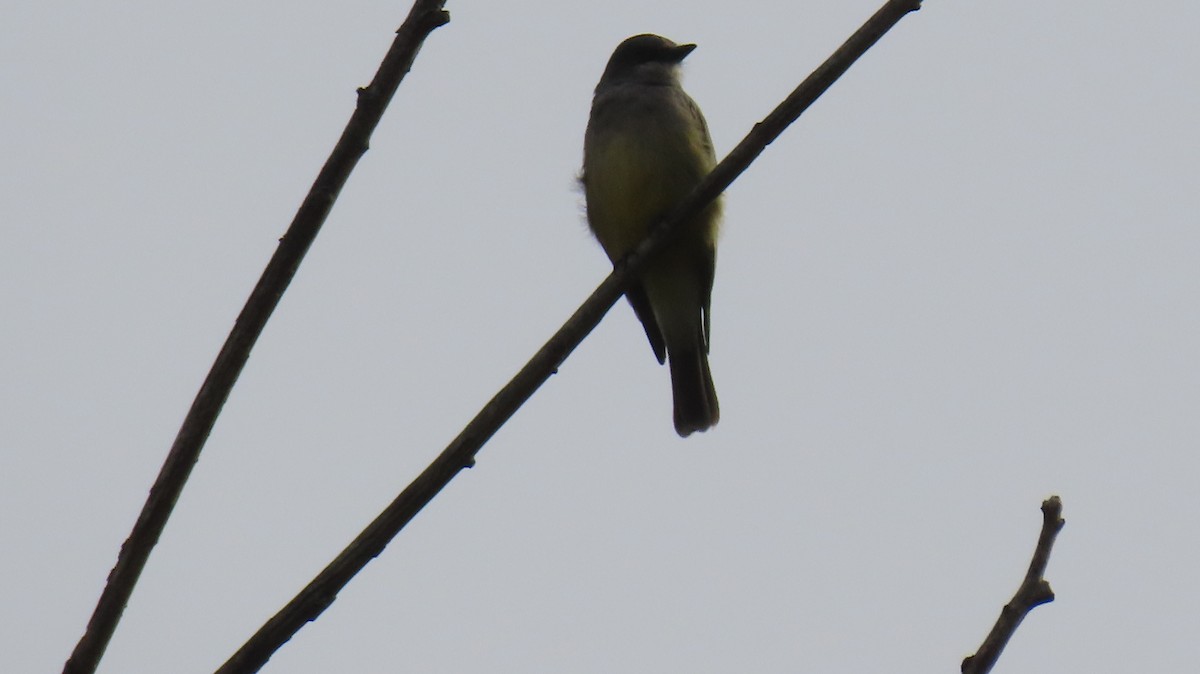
[214,2,922,672]
[962,496,1066,674]
[60,4,450,674]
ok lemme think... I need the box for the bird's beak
[671,43,697,62]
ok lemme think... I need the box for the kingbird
[581,34,722,437]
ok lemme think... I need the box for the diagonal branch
[962,496,1066,674]
[61,3,450,674]
[214,2,922,672]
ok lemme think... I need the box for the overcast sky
[5,1,1198,672]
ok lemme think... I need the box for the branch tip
[1041,495,1065,528]
[961,496,1065,674]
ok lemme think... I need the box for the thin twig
[962,496,1066,674]
[214,2,922,672]
[60,4,450,674]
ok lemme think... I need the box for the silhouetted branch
[962,496,1065,674]
[61,3,450,674]
[214,2,922,672]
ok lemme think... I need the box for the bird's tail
[668,343,719,437]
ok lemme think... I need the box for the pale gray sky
[5,1,1198,672]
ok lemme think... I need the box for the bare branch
[962,496,1066,674]
[61,4,450,674]
[214,2,923,672]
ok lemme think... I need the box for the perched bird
[581,34,722,437]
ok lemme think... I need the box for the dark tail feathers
[668,345,719,437]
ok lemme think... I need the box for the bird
[581,34,722,437]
